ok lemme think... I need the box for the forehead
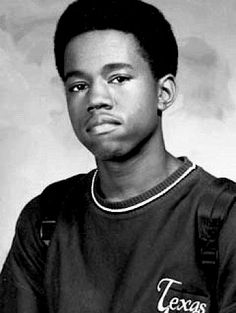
[64,30,147,74]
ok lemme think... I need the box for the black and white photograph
[0,0,236,312]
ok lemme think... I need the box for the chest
[44,200,210,313]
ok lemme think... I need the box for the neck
[96,136,182,202]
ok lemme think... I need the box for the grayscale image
[0,1,236,312]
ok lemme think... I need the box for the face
[64,30,162,161]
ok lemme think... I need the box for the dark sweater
[1,158,236,313]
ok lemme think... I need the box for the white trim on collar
[91,163,196,214]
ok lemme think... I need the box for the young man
[1,0,236,312]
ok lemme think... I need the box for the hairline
[62,28,156,82]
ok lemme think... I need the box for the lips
[86,115,122,134]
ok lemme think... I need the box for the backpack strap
[198,177,236,311]
[39,173,87,246]
[198,178,236,267]
[40,217,57,246]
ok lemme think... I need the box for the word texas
[157,278,207,313]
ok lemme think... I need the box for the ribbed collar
[91,157,196,214]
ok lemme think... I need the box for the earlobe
[157,74,177,111]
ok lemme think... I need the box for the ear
[157,74,177,112]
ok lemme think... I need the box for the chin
[94,149,125,162]
[83,134,150,162]
[93,145,145,163]
[89,143,128,162]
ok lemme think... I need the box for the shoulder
[17,171,94,234]
[194,165,236,195]
[195,165,236,221]
[41,172,89,198]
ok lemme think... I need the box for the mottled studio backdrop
[1,0,236,268]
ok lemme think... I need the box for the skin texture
[64,30,181,202]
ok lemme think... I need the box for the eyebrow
[102,63,134,73]
[64,63,134,82]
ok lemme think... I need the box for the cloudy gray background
[1,0,236,268]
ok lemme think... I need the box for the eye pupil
[68,83,87,93]
[112,75,130,84]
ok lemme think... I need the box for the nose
[87,79,113,113]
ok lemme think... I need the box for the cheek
[128,81,158,109]
[126,93,158,123]
[126,98,158,136]
[67,99,85,127]
[67,106,77,127]
[67,110,84,143]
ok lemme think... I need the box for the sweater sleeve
[0,196,47,313]
[218,201,236,313]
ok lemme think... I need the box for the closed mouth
[86,115,121,133]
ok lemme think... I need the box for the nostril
[87,105,95,113]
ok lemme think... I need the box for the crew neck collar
[91,157,196,214]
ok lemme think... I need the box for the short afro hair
[54,0,178,81]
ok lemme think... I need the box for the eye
[68,82,89,93]
[109,75,132,84]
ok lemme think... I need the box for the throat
[96,153,182,203]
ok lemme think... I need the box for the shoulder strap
[39,173,87,246]
[198,177,236,312]
[198,178,236,267]
[40,219,57,246]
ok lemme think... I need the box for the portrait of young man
[0,0,236,312]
